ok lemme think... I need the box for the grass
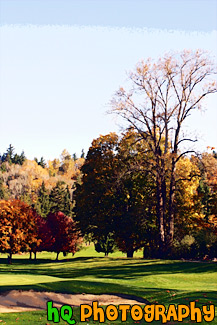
[0,245,216,324]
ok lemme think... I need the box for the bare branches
[177,138,198,146]
[175,172,200,184]
[176,150,197,163]
[111,50,217,157]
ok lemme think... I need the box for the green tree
[13,151,26,165]
[49,182,73,216]
[1,145,26,165]
[35,181,50,218]
[111,130,157,257]
[74,131,157,257]
[34,157,46,168]
[63,185,73,216]
[80,149,85,159]
[74,133,118,255]
[1,144,14,165]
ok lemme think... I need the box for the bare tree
[111,49,217,256]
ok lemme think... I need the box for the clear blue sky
[0,0,217,160]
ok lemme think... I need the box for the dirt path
[0,290,148,313]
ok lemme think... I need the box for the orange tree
[0,199,40,263]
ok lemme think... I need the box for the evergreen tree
[80,149,85,159]
[1,145,26,165]
[49,183,73,216]
[7,144,15,162]
[38,157,46,168]
[1,144,14,165]
[34,157,46,168]
[49,182,67,214]
[19,151,26,165]
[35,181,50,218]
[63,185,73,216]
[13,151,26,165]
[72,153,77,161]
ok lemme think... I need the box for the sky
[0,0,217,161]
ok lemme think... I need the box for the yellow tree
[111,50,217,256]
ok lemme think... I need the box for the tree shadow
[0,279,216,307]
[0,257,216,280]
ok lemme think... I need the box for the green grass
[0,245,216,324]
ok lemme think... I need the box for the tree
[74,133,119,255]
[35,181,50,218]
[1,145,26,165]
[112,130,157,257]
[64,185,73,216]
[34,157,46,168]
[111,50,217,256]
[80,149,85,159]
[94,233,116,256]
[197,152,217,218]
[29,213,54,260]
[0,200,39,263]
[13,151,26,165]
[74,131,157,257]
[46,211,81,260]
[49,182,73,216]
[4,144,15,164]
[172,157,201,243]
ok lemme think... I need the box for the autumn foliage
[0,199,81,262]
[46,211,81,260]
[0,200,39,262]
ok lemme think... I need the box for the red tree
[46,212,81,260]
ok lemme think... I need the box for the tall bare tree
[111,50,217,256]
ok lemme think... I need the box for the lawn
[0,245,216,324]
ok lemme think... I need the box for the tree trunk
[56,252,60,261]
[29,251,32,260]
[127,250,134,258]
[156,173,165,257]
[34,252,37,260]
[167,158,176,254]
[8,253,12,264]
[143,246,147,259]
[166,124,180,254]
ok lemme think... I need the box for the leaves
[0,200,39,259]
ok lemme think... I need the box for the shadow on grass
[0,279,216,306]
[0,256,93,265]
[0,257,216,281]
